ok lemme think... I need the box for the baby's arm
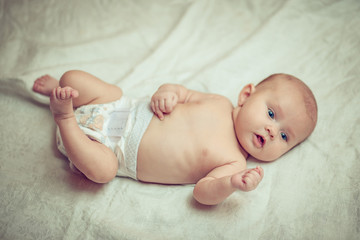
[193,163,264,205]
[151,84,216,120]
[151,84,191,120]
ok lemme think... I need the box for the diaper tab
[105,109,130,137]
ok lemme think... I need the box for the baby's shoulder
[204,94,233,107]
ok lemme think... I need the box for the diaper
[56,96,153,180]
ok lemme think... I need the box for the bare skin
[33,74,59,96]
[33,70,315,205]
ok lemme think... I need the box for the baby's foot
[50,86,79,122]
[32,75,59,96]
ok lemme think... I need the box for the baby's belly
[136,113,211,184]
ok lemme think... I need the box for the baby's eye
[281,132,288,141]
[268,108,275,119]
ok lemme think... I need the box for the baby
[32,70,317,205]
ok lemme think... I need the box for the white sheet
[1,0,359,239]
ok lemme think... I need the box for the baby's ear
[238,84,256,106]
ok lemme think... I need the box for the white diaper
[56,96,153,180]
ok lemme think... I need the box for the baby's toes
[36,78,44,86]
[32,82,40,92]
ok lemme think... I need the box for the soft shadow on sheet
[0,0,359,239]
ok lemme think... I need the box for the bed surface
[1,0,359,239]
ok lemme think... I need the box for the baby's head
[233,73,317,161]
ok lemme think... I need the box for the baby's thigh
[88,84,123,105]
[60,70,123,106]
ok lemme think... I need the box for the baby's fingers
[243,168,263,184]
[151,100,165,120]
[151,100,156,113]
[236,167,264,191]
[158,99,166,112]
[241,175,257,189]
[255,166,264,178]
[164,98,172,112]
[164,95,178,113]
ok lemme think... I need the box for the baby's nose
[265,125,279,139]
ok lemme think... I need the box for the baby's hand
[151,90,178,120]
[231,166,264,192]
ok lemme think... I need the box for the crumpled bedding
[0,0,359,239]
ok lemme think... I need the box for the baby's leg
[59,70,123,107]
[33,75,60,96]
[51,86,118,183]
[33,70,123,108]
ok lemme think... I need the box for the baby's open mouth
[256,134,265,147]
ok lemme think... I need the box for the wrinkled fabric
[0,0,359,239]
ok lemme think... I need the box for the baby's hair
[257,73,318,135]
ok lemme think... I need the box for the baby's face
[233,81,313,161]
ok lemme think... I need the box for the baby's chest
[197,134,244,165]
